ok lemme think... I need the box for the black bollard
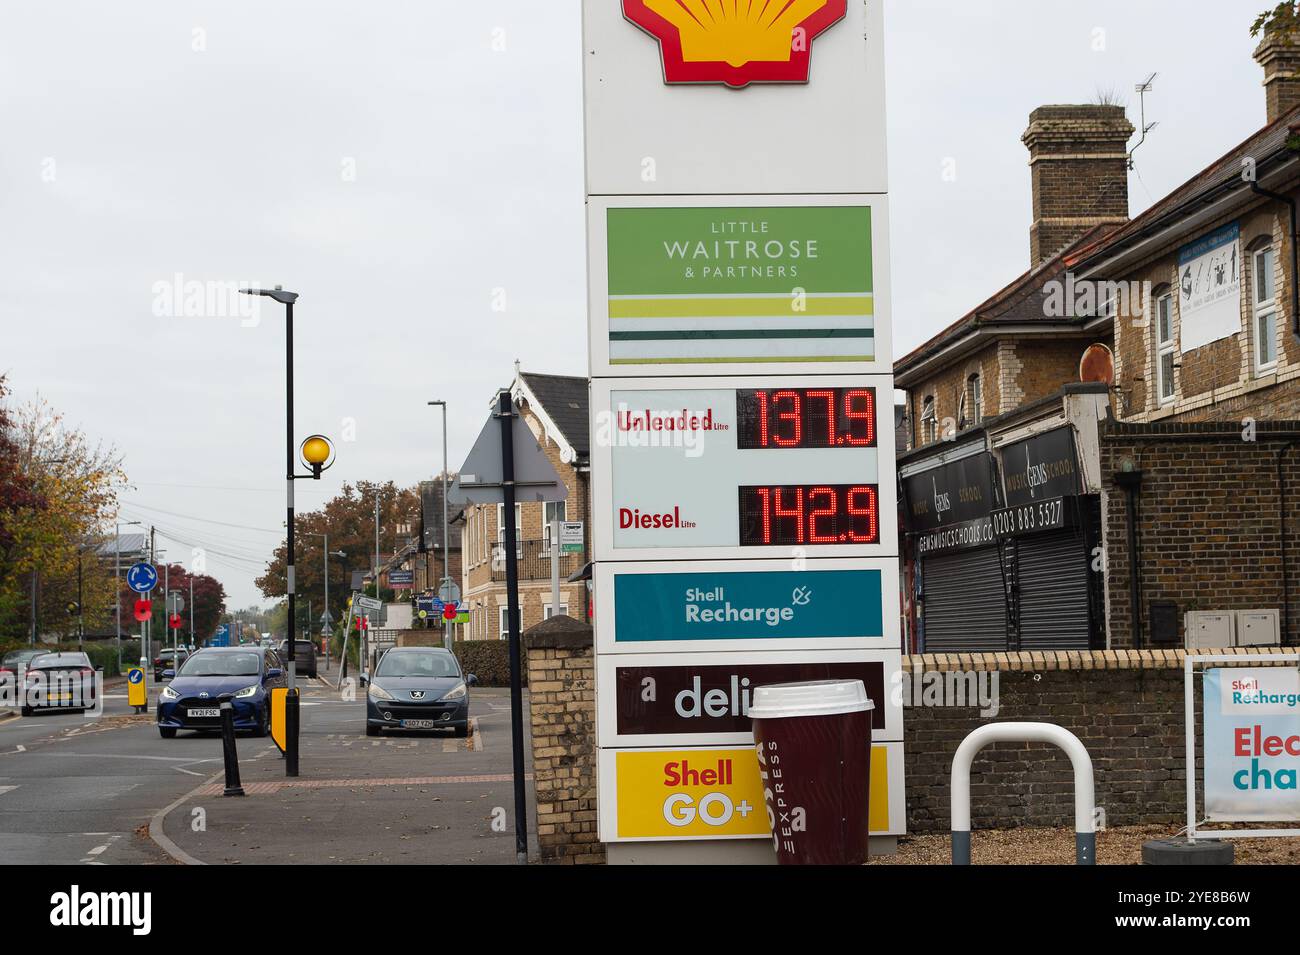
[219,698,245,797]
[285,691,299,778]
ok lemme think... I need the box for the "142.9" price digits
[738,484,879,546]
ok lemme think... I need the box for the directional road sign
[126,562,158,594]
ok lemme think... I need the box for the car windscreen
[375,652,459,679]
[179,652,261,677]
[29,653,89,669]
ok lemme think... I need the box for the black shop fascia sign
[1000,426,1081,506]
[902,451,998,556]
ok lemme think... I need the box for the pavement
[0,659,536,865]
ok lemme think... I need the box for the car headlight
[234,685,260,699]
[441,682,467,701]
[368,683,394,700]
[160,685,180,701]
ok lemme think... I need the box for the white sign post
[583,0,902,861]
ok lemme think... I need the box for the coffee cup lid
[747,679,874,719]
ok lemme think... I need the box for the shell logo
[623,0,847,89]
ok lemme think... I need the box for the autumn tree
[256,480,421,630]
[123,563,226,645]
[0,377,45,639]
[0,385,127,643]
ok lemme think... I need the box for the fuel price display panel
[592,376,898,561]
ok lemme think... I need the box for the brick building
[461,370,592,641]
[896,29,1300,651]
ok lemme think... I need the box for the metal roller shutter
[1017,529,1090,650]
[921,546,1007,652]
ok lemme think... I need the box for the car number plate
[188,707,221,718]
[401,719,437,729]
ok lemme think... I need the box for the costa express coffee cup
[748,679,873,865]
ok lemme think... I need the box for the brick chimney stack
[1022,105,1134,267]
[1255,28,1300,123]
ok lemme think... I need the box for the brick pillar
[1255,30,1300,124]
[523,614,604,864]
[1022,105,1133,266]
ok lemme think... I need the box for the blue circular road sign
[127,668,144,684]
[126,562,158,594]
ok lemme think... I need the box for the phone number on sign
[991,498,1063,537]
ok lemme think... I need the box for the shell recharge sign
[1204,668,1300,820]
[623,0,847,87]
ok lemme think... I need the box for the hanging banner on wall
[1178,223,1242,353]
[1204,667,1300,821]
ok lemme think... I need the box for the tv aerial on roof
[1129,72,1159,170]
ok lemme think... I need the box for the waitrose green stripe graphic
[609,328,873,342]
[613,569,884,643]
[606,206,875,365]
[608,295,873,319]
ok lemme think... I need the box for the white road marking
[80,834,121,864]
[32,751,215,763]
[0,785,17,796]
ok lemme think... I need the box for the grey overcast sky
[0,0,1269,609]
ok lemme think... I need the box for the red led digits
[846,485,878,542]
[736,387,877,449]
[844,389,875,446]
[772,390,802,447]
[738,484,880,546]
[808,486,838,543]
[807,390,837,445]
[772,485,805,543]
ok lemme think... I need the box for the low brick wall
[516,640,1300,859]
[523,615,603,864]
[902,648,1300,833]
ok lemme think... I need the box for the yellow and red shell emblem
[623,0,847,88]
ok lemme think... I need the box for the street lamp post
[428,400,450,650]
[240,285,335,779]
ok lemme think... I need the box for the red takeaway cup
[749,679,874,865]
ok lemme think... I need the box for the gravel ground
[867,825,1300,864]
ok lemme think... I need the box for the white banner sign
[1178,223,1241,353]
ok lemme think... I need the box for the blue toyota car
[156,646,285,738]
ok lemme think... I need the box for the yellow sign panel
[127,667,147,708]
[269,687,296,753]
[612,744,892,840]
[616,748,767,839]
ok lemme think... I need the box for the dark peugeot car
[364,647,476,737]
[153,648,190,682]
[20,651,97,716]
[277,640,318,679]
[157,647,285,738]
